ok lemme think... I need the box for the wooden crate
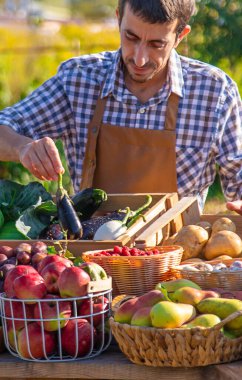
[135,196,242,248]
[0,193,178,256]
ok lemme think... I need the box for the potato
[196,221,212,236]
[211,217,236,234]
[163,225,209,261]
[204,230,242,260]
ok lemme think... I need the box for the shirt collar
[101,48,185,99]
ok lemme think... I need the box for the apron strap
[80,96,108,189]
[164,93,180,131]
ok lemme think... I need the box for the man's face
[118,3,188,84]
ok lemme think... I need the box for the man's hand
[226,200,242,215]
[18,137,64,181]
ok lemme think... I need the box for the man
[0,0,241,213]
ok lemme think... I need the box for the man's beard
[125,59,158,83]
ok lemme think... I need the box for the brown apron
[80,92,179,193]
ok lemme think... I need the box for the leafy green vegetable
[0,221,28,240]
[0,210,4,229]
[15,201,57,239]
[0,180,53,221]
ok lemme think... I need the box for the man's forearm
[0,125,33,162]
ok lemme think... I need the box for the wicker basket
[171,258,242,291]
[82,245,183,297]
[110,310,242,367]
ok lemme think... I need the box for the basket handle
[213,309,242,330]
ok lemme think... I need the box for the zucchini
[71,188,108,221]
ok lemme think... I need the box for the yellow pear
[197,298,242,330]
[183,314,221,328]
[150,301,196,328]
[170,287,220,305]
[155,279,201,294]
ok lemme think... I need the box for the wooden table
[0,342,242,380]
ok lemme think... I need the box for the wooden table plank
[0,345,241,380]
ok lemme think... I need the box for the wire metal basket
[0,278,112,362]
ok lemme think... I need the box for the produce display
[113,278,242,337]
[163,217,242,261]
[0,241,112,360]
[0,179,154,241]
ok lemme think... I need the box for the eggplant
[71,188,108,221]
[56,174,83,239]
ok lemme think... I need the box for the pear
[183,314,221,328]
[130,306,152,327]
[197,298,242,330]
[150,301,196,328]
[155,279,201,294]
[170,287,220,305]
[114,290,167,324]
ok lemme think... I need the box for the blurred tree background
[0,0,241,210]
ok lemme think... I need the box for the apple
[31,252,48,269]
[16,251,31,265]
[17,322,56,359]
[34,294,72,331]
[13,273,47,303]
[14,243,32,255]
[0,253,8,266]
[57,267,90,298]
[3,298,35,330]
[0,246,15,259]
[78,296,109,327]
[4,265,38,297]
[41,262,68,294]
[1,263,16,278]
[38,254,72,275]
[31,241,48,255]
[61,318,94,357]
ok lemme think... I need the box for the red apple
[41,262,68,294]
[61,318,94,357]
[3,298,35,330]
[31,252,48,269]
[14,243,32,255]
[0,246,15,259]
[4,265,38,297]
[57,267,90,298]
[17,322,56,359]
[34,294,72,331]
[38,254,72,275]
[78,296,109,327]
[13,273,47,303]
[31,241,48,255]
[0,253,8,266]
[16,251,31,265]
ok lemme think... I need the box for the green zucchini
[71,188,108,221]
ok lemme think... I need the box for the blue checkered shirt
[0,49,241,207]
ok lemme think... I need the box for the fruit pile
[0,242,111,360]
[93,245,171,257]
[113,278,242,338]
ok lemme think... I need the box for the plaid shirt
[0,49,241,206]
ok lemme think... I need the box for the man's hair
[117,0,196,34]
